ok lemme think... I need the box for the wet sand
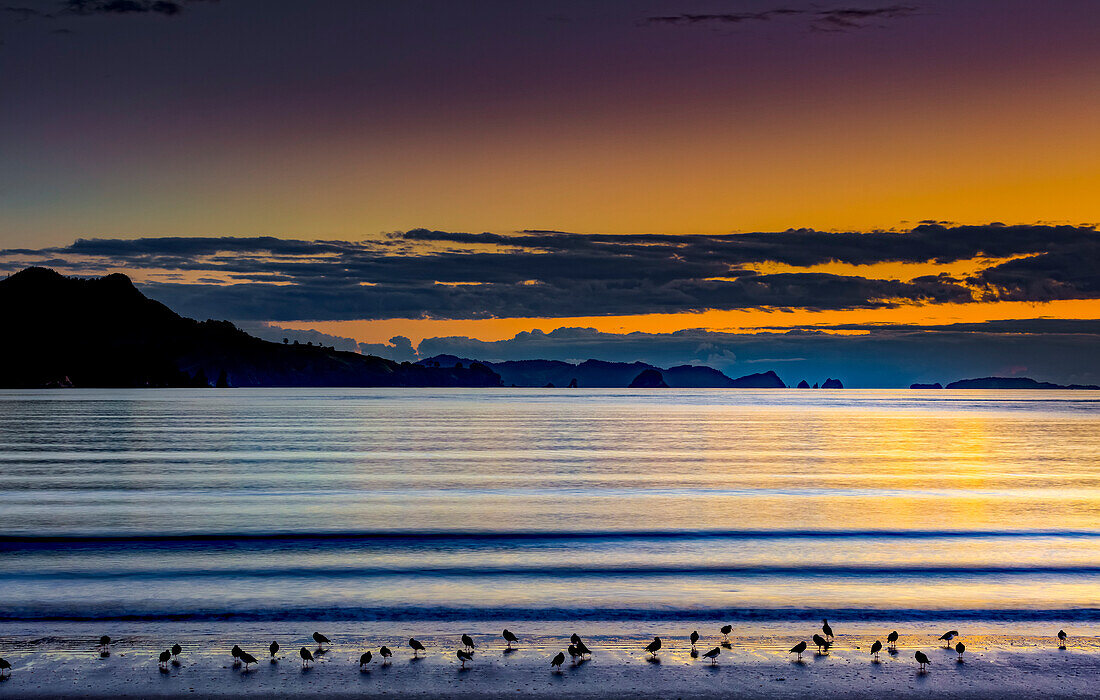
[0,621,1097,698]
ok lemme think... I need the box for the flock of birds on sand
[0,624,1074,680]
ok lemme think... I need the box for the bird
[887,630,899,649]
[551,651,565,670]
[170,643,181,660]
[701,647,721,664]
[720,624,732,641]
[98,635,111,651]
[1058,630,1067,648]
[409,638,425,657]
[915,650,931,671]
[461,634,476,651]
[567,645,580,663]
[870,640,882,659]
[158,650,171,669]
[690,630,699,649]
[812,634,830,653]
[0,657,10,678]
[269,641,279,659]
[938,630,958,647]
[312,632,330,650]
[231,645,243,666]
[822,619,834,641]
[379,646,393,663]
[955,642,965,660]
[502,629,518,649]
[570,633,582,647]
[575,640,592,657]
[645,637,662,657]
[789,641,807,660]
[457,649,473,668]
[239,651,258,669]
[359,651,373,668]
[299,647,314,668]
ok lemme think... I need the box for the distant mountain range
[914,377,1100,390]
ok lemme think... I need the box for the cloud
[645,4,918,31]
[2,224,1096,322]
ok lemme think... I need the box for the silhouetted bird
[461,634,476,651]
[570,633,582,647]
[313,632,330,650]
[359,651,372,668]
[567,645,579,663]
[457,649,472,668]
[887,630,899,649]
[269,641,279,658]
[502,629,518,649]
[812,634,829,653]
[98,636,111,650]
[690,630,699,649]
[158,650,171,668]
[702,646,720,664]
[1058,630,1067,648]
[789,641,807,660]
[938,630,958,647]
[231,645,242,666]
[239,651,258,669]
[171,643,181,660]
[575,640,592,657]
[409,638,425,657]
[0,657,10,678]
[299,647,313,668]
[915,650,931,671]
[955,642,965,660]
[379,646,392,663]
[551,651,565,670]
[822,619,834,641]
[870,640,882,659]
[720,624,732,641]
[645,637,662,657]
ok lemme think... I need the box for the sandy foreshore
[0,621,1096,698]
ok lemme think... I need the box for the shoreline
[1,622,1096,698]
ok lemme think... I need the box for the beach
[0,622,1097,698]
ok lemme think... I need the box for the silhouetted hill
[910,382,943,389]
[0,268,502,388]
[944,376,1099,390]
[419,355,788,388]
[628,369,668,388]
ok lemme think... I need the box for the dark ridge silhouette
[420,354,788,388]
[945,376,1100,390]
[628,369,668,388]
[0,268,502,389]
[821,378,843,389]
[910,382,943,389]
[797,379,810,388]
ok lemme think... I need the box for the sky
[1,1,1098,385]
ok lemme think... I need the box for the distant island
[928,377,1100,390]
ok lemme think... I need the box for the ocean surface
[1,388,1098,624]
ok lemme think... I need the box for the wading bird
[461,634,476,651]
[1058,630,1067,648]
[938,630,958,647]
[379,646,392,663]
[269,641,279,659]
[789,641,807,661]
[359,651,372,668]
[915,650,931,671]
[502,629,518,649]
[312,632,330,650]
[645,637,662,657]
[299,647,313,668]
[231,645,243,667]
[457,649,472,668]
[887,630,899,649]
[551,651,565,671]
[822,619,834,641]
[702,647,720,664]
[955,642,965,660]
[567,645,579,663]
[171,643,181,661]
[870,640,882,659]
[690,631,699,650]
[158,650,171,669]
[409,638,425,657]
[721,625,732,641]
[0,657,10,678]
[570,633,582,647]
[575,640,592,657]
[239,651,258,669]
[812,634,830,653]
[98,636,111,654]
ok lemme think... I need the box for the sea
[1,388,1098,626]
